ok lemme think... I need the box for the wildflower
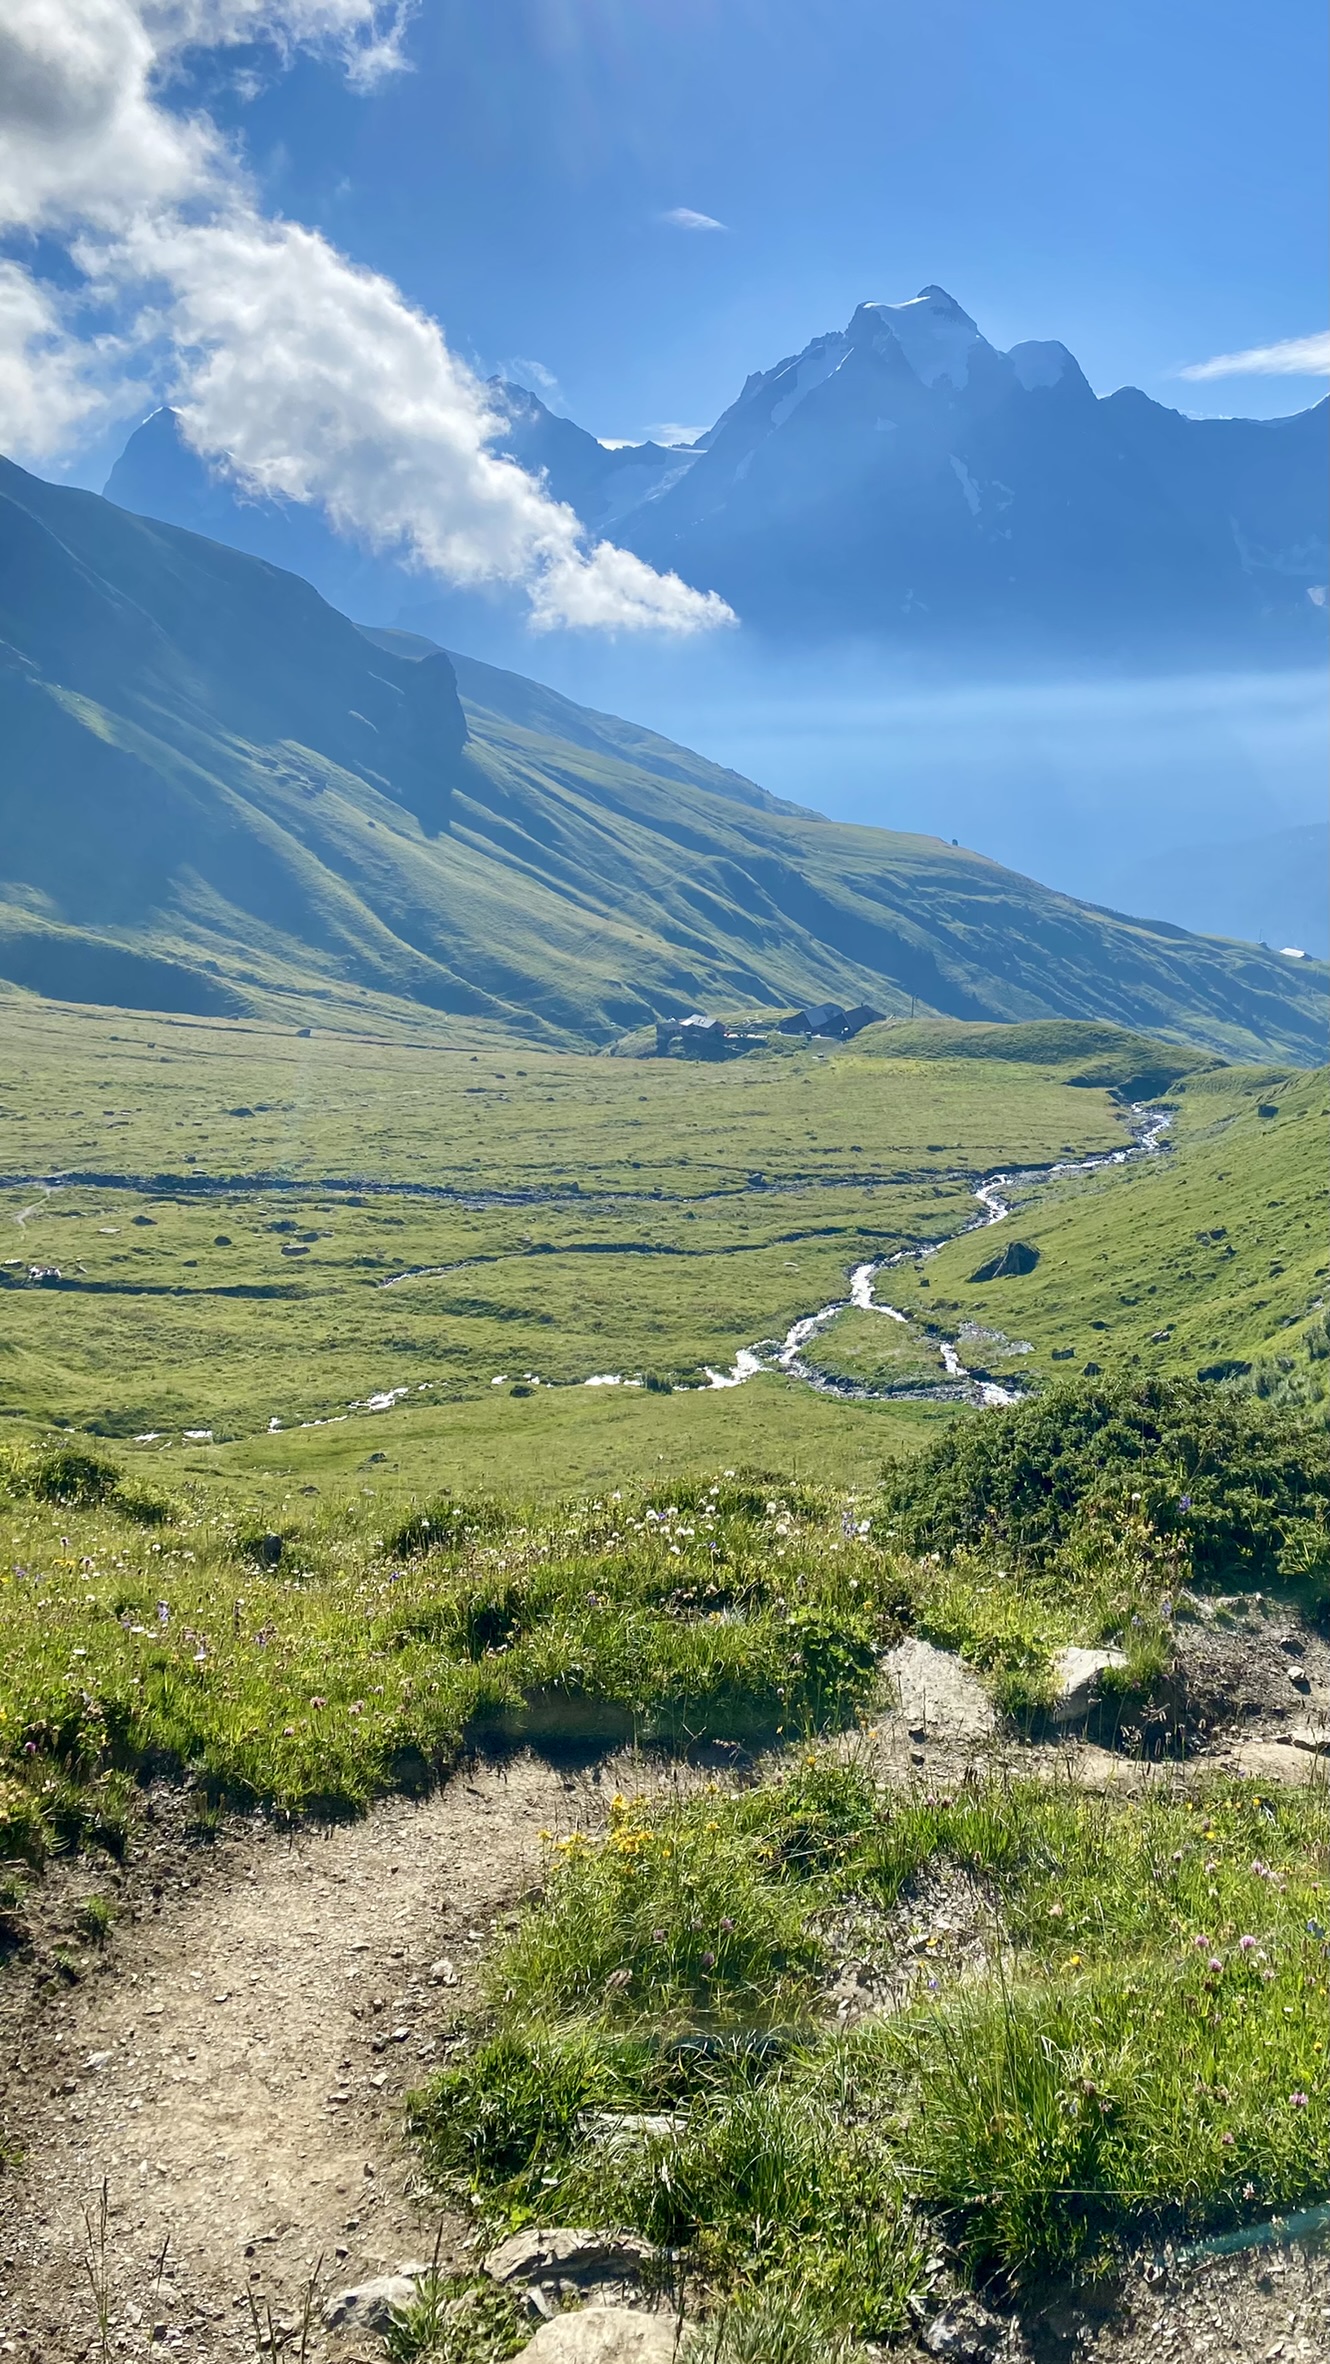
[1208,1957,1223,1974]
[1171,1850,1184,1863]
[1193,1935,1210,1951]
[652,1928,667,1945]
[1239,1934,1257,1952]
[309,1694,326,1709]
[1290,2092,1310,2109]
[1220,2131,1234,2146]
[1242,2182,1256,2200]
[701,1951,715,1971]
[1179,1495,1192,1512]
[719,1916,734,1933]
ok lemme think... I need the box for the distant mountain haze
[1,454,1325,1061]
[104,286,1328,668]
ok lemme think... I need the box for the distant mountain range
[104,286,1328,666]
[1,453,1326,1060]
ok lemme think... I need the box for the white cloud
[658,206,726,232]
[0,0,731,632]
[1179,330,1330,381]
[125,209,730,630]
[0,256,142,458]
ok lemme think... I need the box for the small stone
[922,2298,1004,2358]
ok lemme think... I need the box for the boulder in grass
[485,2228,663,2312]
[968,1238,1039,1282]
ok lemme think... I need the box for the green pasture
[0,997,1124,1463]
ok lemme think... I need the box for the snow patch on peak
[1009,339,1073,391]
[852,286,983,389]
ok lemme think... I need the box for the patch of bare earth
[0,1757,578,2361]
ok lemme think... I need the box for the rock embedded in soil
[968,1238,1039,1282]
[882,1637,995,1740]
[1050,1645,1128,1726]
[323,2267,428,2331]
[921,2296,1005,2357]
[515,2310,681,2363]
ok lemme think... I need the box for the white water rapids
[703,1104,1173,1407]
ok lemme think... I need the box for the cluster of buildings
[654,1002,882,1058]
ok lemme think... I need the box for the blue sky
[212,0,1328,441]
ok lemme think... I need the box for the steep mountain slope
[104,288,1328,665]
[1,454,1326,1059]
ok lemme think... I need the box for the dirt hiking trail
[0,1758,575,2360]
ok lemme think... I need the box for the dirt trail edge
[0,1757,573,2360]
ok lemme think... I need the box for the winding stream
[703,1105,1172,1406]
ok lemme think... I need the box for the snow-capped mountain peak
[851,285,987,388]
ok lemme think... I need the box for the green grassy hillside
[1,455,1325,1060]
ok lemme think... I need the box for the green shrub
[411,2025,611,2183]
[880,1375,1330,1585]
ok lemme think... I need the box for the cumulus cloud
[1179,330,1330,381]
[658,205,726,232]
[0,0,732,632]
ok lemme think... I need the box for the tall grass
[411,1763,1329,2327]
